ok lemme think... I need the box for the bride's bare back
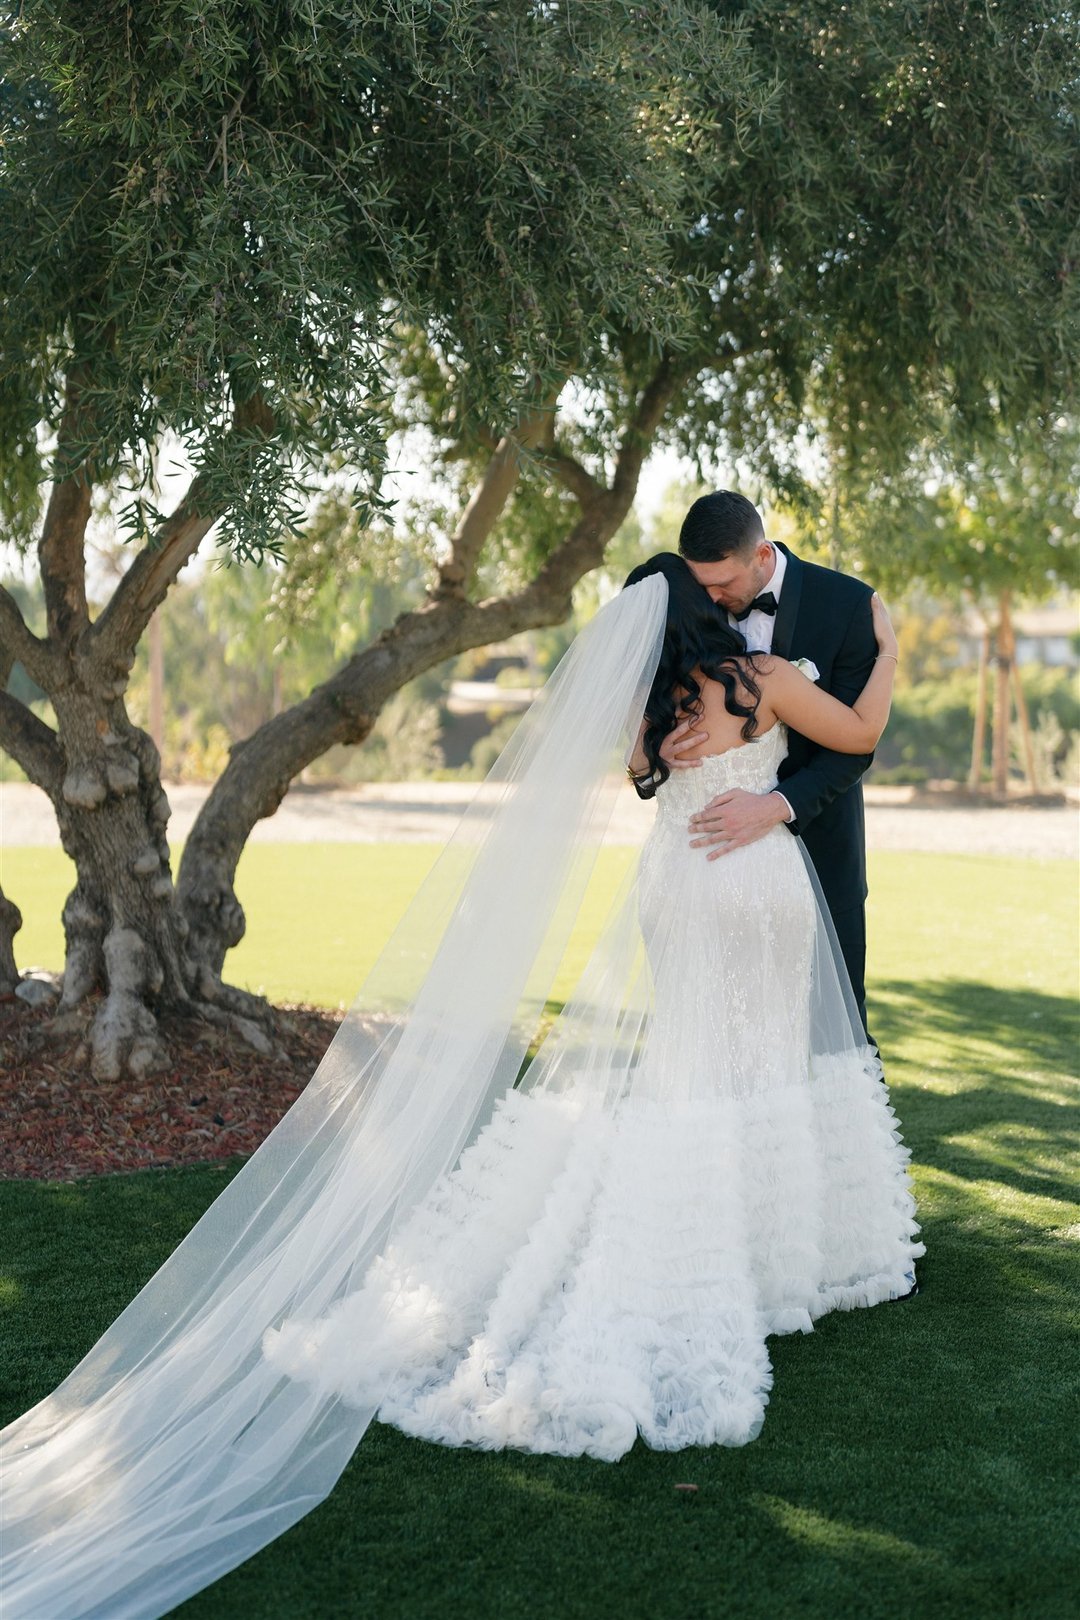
[670,660,779,761]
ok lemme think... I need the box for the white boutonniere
[791,657,820,683]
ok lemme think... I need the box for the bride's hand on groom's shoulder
[660,716,708,769]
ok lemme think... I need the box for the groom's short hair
[679,492,765,561]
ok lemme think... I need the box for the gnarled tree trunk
[0,383,280,1078]
[41,689,272,1078]
[0,884,22,996]
[0,642,25,996]
[0,360,685,1075]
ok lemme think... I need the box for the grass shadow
[870,978,1078,1205]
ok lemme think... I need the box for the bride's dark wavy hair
[623,551,763,797]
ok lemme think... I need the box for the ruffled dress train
[266,726,925,1459]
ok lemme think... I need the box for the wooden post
[991,589,1014,799]
[1011,655,1039,794]
[148,607,164,755]
[969,624,991,790]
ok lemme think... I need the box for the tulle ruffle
[265,725,926,1463]
[266,1049,925,1461]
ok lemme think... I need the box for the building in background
[957,597,1079,670]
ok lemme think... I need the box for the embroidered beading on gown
[265,725,925,1459]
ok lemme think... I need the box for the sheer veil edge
[0,574,672,1620]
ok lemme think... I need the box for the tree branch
[176,357,682,971]
[611,355,687,502]
[537,344,718,511]
[0,690,64,794]
[443,423,500,457]
[0,585,52,688]
[432,388,563,602]
[39,376,93,650]
[91,475,221,662]
[92,391,277,662]
[535,442,605,505]
[508,356,689,612]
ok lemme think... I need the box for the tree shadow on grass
[871,976,1077,1081]
[870,977,1078,1207]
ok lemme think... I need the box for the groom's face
[684,540,774,616]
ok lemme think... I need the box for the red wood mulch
[0,996,344,1182]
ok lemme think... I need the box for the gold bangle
[876,653,899,663]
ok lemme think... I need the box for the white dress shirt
[728,544,787,653]
[727,545,796,823]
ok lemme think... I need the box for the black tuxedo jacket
[768,542,876,918]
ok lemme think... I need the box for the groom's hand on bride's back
[688,788,791,859]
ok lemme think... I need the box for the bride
[0,552,924,1619]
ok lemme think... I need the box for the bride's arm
[626,717,650,776]
[760,594,899,753]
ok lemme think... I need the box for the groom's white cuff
[774,792,796,823]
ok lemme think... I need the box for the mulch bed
[0,996,344,1182]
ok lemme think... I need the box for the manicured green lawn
[1,840,641,1007]
[3,841,1076,1009]
[1,847,1077,1618]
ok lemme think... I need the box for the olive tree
[0,0,765,1073]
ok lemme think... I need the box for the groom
[663,490,878,1037]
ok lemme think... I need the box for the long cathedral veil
[1,566,923,1618]
[0,573,673,1619]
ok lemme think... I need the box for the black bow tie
[733,590,778,622]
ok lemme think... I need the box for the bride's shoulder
[750,652,790,683]
[700,651,776,676]
[694,655,777,699]
[719,650,783,688]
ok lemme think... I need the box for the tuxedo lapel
[771,542,803,660]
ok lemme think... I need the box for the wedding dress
[264,722,925,1459]
[0,573,924,1619]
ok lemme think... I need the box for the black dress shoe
[888,1281,920,1302]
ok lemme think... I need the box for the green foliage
[5,0,1077,836]
[874,666,1080,784]
[663,0,1080,503]
[787,420,1080,605]
[463,713,523,782]
[265,492,435,640]
[1026,707,1080,794]
[395,0,1080,578]
[0,0,768,556]
[892,607,963,689]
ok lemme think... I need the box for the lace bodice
[653,722,788,822]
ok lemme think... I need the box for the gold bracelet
[876,653,899,663]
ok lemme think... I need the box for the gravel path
[2,779,1076,860]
